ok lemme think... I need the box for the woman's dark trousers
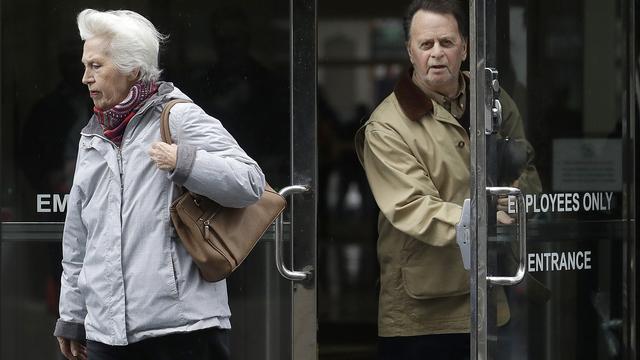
[86,327,230,360]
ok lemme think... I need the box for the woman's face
[81,37,137,110]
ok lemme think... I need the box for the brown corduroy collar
[393,70,434,122]
[394,69,467,122]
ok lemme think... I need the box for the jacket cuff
[53,319,85,341]
[169,144,197,186]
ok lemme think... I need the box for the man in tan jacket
[355,0,541,359]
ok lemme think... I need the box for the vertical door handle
[275,185,312,281]
[486,187,527,285]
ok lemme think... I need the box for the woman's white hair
[77,9,167,83]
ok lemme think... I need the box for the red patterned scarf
[94,81,158,146]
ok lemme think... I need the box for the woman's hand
[57,336,87,360]
[148,142,178,171]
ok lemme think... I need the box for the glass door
[0,0,316,359]
[470,0,636,359]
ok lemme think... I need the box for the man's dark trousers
[379,333,470,360]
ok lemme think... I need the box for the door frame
[469,0,489,357]
[468,0,637,359]
[290,0,318,358]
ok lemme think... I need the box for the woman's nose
[82,69,93,84]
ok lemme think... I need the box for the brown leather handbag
[160,99,287,282]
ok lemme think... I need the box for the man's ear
[406,41,415,65]
[462,38,468,61]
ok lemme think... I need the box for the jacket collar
[81,81,185,138]
[394,69,468,122]
[394,69,434,122]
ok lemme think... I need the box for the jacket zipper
[82,133,126,228]
[117,147,124,227]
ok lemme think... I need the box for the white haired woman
[53,9,265,360]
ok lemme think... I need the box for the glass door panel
[0,1,317,359]
[471,0,636,359]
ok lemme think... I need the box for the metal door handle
[492,98,502,130]
[456,199,471,270]
[275,185,312,281]
[486,187,527,285]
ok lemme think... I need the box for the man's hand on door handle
[497,180,520,224]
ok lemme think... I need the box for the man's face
[406,10,467,97]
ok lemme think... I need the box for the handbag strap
[160,99,193,144]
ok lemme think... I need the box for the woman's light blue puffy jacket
[54,82,265,345]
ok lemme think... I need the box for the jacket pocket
[77,266,87,294]
[168,240,182,297]
[401,246,469,300]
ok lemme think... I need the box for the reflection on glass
[487,0,630,359]
[1,1,291,359]
[316,14,407,359]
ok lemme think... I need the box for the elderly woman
[53,9,265,360]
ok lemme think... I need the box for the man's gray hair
[77,9,167,83]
